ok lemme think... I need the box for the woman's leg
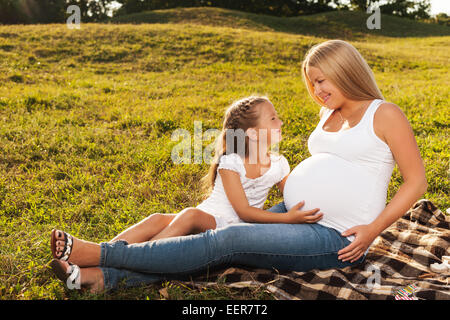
[57,222,362,291]
[101,265,165,291]
[53,203,284,266]
[266,201,287,213]
[52,202,365,290]
[110,213,177,244]
[53,260,105,293]
[99,221,364,276]
[150,208,216,241]
[51,259,165,292]
[51,208,215,267]
[52,201,342,272]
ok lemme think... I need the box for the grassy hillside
[110,7,450,39]
[0,7,448,300]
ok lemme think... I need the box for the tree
[411,0,431,19]
[434,13,449,26]
[114,0,338,17]
[0,0,26,24]
[0,0,67,23]
[1,0,433,24]
[349,0,379,11]
[379,0,431,19]
[66,0,116,21]
[0,0,116,24]
[348,0,431,20]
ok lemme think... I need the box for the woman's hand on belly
[338,224,378,262]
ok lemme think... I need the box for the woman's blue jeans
[99,202,365,291]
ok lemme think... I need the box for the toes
[55,247,63,257]
[56,241,66,253]
[55,230,64,240]
[52,230,69,260]
[52,229,76,261]
[54,237,66,258]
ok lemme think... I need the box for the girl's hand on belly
[338,224,378,262]
[285,201,323,224]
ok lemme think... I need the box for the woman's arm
[370,103,428,230]
[219,169,322,224]
[338,103,428,262]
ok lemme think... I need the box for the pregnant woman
[49,40,427,292]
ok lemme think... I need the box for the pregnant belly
[284,153,377,232]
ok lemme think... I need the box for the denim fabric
[99,202,365,291]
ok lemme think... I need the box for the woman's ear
[246,128,258,141]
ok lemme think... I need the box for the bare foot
[52,229,101,267]
[52,260,105,294]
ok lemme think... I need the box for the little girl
[51,96,323,260]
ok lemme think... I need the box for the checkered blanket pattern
[182,199,450,300]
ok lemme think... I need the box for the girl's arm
[276,175,289,194]
[219,169,322,224]
[338,103,428,262]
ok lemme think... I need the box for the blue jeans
[99,202,365,291]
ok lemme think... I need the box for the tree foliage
[0,0,112,24]
[349,0,431,19]
[114,0,338,17]
[0,0,435,24]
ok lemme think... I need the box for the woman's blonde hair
[201,96,270,195]
[301,40,384,106]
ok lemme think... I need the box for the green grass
[0,7,449,300]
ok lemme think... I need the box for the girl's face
[306,66,346,109]
[252,101,283,146]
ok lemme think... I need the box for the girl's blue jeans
[99,202,365,291]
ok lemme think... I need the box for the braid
[224,96,268,129]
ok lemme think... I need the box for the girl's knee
[179,208,204,223]
[146,213,163,223]
[144,213,173,225]
[177,208,216,233]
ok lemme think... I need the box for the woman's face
[306,66,346,109]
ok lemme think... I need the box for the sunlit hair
[301,39,384,106]
[201,96,270,196]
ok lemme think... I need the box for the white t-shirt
[197,153,290,228]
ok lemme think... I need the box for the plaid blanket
[182,199,450,300]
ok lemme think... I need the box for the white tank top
[283,99,396,241]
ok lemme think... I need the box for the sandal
[50,259,81,290]
[430,257,450,274]
[51,229,73,261]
